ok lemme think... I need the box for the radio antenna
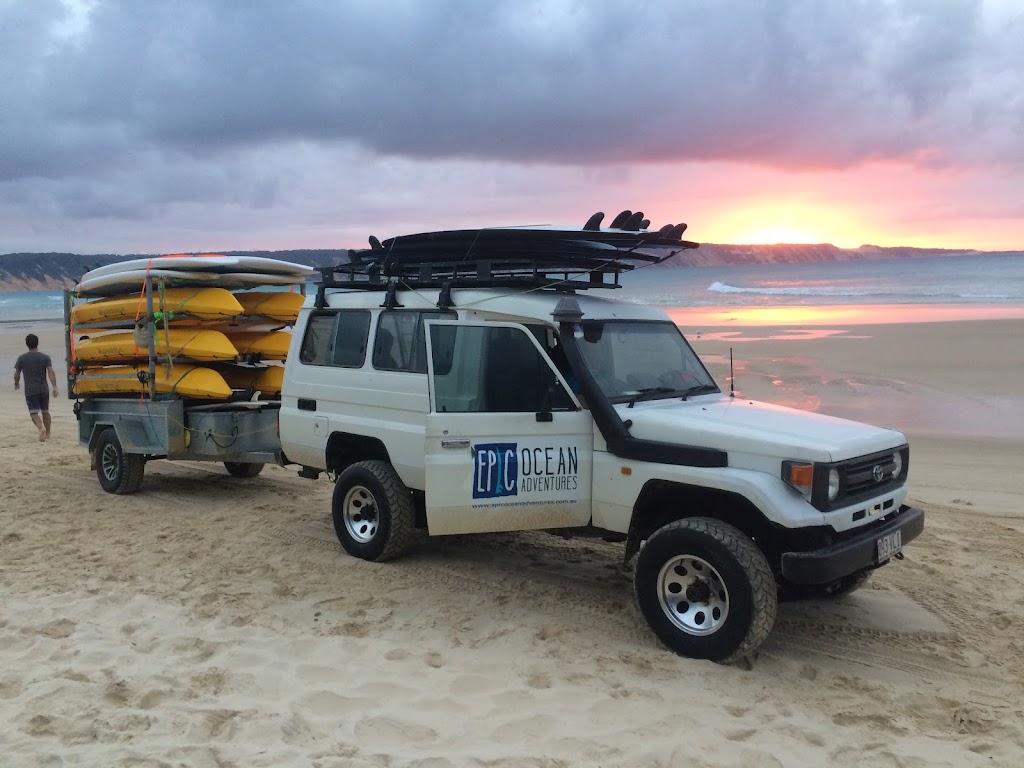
[729,347,735,398]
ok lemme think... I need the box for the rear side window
[299,310,371,367]
[373,310,455,373]
[332,312,371,366]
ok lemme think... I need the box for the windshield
[573,320,719,404]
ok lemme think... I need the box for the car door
[423,320,593,535]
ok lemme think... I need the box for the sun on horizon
[697,202,866,249]
[728,226,829,246]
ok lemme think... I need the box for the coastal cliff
[0,245,1015,290]
[662,243,996,268]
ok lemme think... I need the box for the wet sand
[2,316,1023,766]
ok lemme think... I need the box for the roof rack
[314,210,698,308]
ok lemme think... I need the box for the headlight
[827,468,840,501]
[892,451,903,479]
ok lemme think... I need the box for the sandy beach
[2,316,1023,767]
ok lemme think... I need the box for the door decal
[472,437,580,508]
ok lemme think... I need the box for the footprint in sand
[202,709,243,740]
[525,671,552,689]
[424,651,444,668]
[725,728,758,742]
[354,715,438,747]
[38,619,76,639]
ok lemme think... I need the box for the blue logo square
[473,443,518,499]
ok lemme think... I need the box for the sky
[1,0,1022,255]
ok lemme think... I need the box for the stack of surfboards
[71,254,313,400]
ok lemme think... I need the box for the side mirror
[536,385,554,422]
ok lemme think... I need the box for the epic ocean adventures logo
[472,441,580,502]
[473,443,518,499]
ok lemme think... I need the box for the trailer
[65,281,288,494]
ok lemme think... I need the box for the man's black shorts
[25,393,49,414]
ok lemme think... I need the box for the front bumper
[780,505,925,585]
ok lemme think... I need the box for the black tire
[779,570,872,602]
[633,517,777,663]
[224,461,264,478]
[95,427,145,495]
[331,460,415,562]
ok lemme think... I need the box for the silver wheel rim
[657,555,730,636]
[100,442,120,483]
[343,485,379,543]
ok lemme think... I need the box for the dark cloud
[0,0,1021,252]
[3,0,1021,182]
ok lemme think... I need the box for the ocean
[617,252,1024,309]
[1,252,1023,324]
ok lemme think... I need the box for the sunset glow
[666,304,1024,328]
[695,201,868,248]
[730,227,826,246]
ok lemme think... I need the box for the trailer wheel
[633,517,777,663]
[95,427,145,495]
[331,460,415,562]
[224,461,264,478]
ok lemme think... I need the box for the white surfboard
[77,268,308,297]
[81,254,315,282]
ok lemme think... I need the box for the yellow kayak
[72,288,244,325]
[72,365,233,399]
[220,365,284,396]
[226,330,292,360]
[75,329,239,364]
[234,291,304,321]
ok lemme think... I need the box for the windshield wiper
[625,387,676,408]
[678,384,720,400]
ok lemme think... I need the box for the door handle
[441,439,471,450]
[298,398,316,411]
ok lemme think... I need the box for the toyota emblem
[872,464,884,482]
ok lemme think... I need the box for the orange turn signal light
[787,463,813,486]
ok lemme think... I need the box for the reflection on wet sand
[688,315,1024,440]
[695,328,868,342]
[667,302,1024,329]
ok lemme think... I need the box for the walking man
[14,333,59,442]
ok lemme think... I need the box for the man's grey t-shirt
[15,351,52,397]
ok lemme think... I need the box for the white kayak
[81,253,316,282]
[77,269,309,297]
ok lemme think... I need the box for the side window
[299,311,370,367]
[332,311,371,367]
[429,324,574,414]
[299,313,336,365]
[374,311,455,372]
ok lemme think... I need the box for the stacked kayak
[70,254,311,401]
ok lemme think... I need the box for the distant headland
[0,244,1019,291]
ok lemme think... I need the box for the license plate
[876,530,902,562]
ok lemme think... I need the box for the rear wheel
[95,428,144,495]
[224,461,264,478]
[634,517,776,663]
[331,460,415,562]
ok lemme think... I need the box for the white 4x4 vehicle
[279,212,924,662]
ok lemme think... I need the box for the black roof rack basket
[314,210,698,308]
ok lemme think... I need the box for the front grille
[811,445,909,512]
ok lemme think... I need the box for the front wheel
[95,427,145,495]
[331,460,415,562]
[634,517,777,663]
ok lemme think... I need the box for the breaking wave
[706,281,1014,301]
